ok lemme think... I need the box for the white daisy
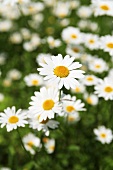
[67,112,80,123]
[100,35,113,56]
[38,54,85,90]
[47,36,61,49]
[44,138,55,154]
[88,58,108,73]
[84,33,100,50]
[94,126,113,144]
[83,75,99,86]
[0,106,28,132]
[94,77,113,100]
[24,73,43,87]
[84,93,98,105]
[29,115,59,136]
[36,53,51,65]
[22,133,42,155]
[91,0,113,17]
[61,26,83,44]
[29,87,62,122]
[71,83,85,94]
[62,94,86,116]
[77,5,92,19]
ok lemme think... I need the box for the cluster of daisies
[0,0,113,164]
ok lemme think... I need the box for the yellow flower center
[100,133,106,138]
[104,86,113,93]
[73,48,79,53]
[89,39,95,44]
[95,64,101,69]
[71,34,77,39]
[100,5,109,11]
[42,137,49,143]
[86,97,92,104]
[107,43,113,49]
[66,106,75,113]
[54,66,69,78]
[68,116,75,122]
[43,99,55,110]
[27,141,34,148]
[49,145,55,151]
[86,77,94,81]
[75,87,81,92]
[32,80,39,86]
[8,116,19,124]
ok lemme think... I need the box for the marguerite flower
[38,54,85,89]
[67,112,80,123]
[61,26,83,44]
[22,133,42,155]
[29,87,62,122]
[84,93,98,105]
[94,126,113,144]
[44,138,55,154]
[83,75,99,86]
[100,35,113,56]
[94,77,113,100]
[0,106,28,132]
[24,73,43,87]
[62,94,86,116]
[29,115,59,136]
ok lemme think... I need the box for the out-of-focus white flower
[9,32,22,44]
[0,93,5,102]
[71,83,85,94]
[0,53,7,65]
[36,53,51,65]
[44,138,55,154]
[22,133,42,155]
[24,73,43,87]
[66,45,84,59]
[7,69,22,80]
[0,20,12,32]
[47,36,61,49]
[77,5,92,18]
[67,112,80,123]
[91,0,113,16]
[100,35,113,56]
[84,93,98,105]
[83,75,99,86]
[20,28,31,40]
[94,126,113,144]
[94,77,113,100]
[61,27,83,44]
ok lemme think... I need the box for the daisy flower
[29,114,59,136]
[0,106,28,132]
[24,73,43,87]
[94,126,113,144]
[77,5,92,19]
[84,93,98,105]
[61,26,83,44]
[100,35,113,56]
[22,133,42,155]
[83,75,99,86]
[38,54,85,89]
[29,87,62,122]
[47,36,61,49]
[62,94,86,116]
[91,0,113,17]
[67,112,80,123]
[71,83,85,94]
[36,53,51,65]
[84,33,100,50]
[88,58,108,73]
[44,138,55,154]
[94,77,113,100]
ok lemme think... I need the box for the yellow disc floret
[104,86,113,93]
[66,106,75,112]
[54,66,69,78]
[8,116,19,124]
[43,99,55,110]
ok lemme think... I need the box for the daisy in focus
[29,87,62,122]
[22,133,42,155]
[0,106,28,132]
[38,54,85,89]
[94,126,113,144]
[24,73,43,87]
[94,77,113,100]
